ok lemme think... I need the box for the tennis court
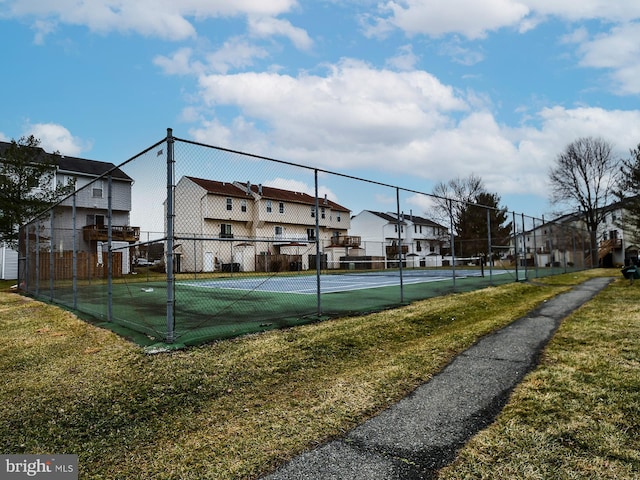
[176,268,506,294]
[46,267,518,347]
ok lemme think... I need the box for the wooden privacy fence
[27,251,123,281]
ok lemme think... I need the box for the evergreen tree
[430,175,511,258]
[457,192,512,258]
[0,136,75,247]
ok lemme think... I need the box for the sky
[2,0,640,231]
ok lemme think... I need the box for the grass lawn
[437,270,640,479]
[0,269,637,479]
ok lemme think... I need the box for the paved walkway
[261,277,613,480]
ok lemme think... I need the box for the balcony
[330,235,361,248]
[599,238,622,250]
[598,238,622,259]
[83,225,140,242]
[386,244,409,257]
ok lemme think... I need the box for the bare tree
[548,137,620,267]
[430,174,511,257]
[430,174,484,229]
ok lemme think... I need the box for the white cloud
[385,44,420,71]
[574,22,640,95]
[154,47,201,75]
[248,16,313,51]
[196,58,468,164]
[5,0,299,42]
[369,0,640,40]
[438,37,485,65]
[522,0,640,23]
[369,0,530,39]
[205,38,270,74]
[186,57,640,202]
[23,123,90,156]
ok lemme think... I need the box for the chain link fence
[18,129,594,347]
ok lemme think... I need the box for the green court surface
[34,266,569,348]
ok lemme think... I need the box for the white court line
[177,274,456,295]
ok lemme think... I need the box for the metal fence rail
[18,128,593,346]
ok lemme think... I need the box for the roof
[186,176,351,212]
[0,141,132,182]
[355,210,447,229]
[405,214,447,229]
[185,177,245,197]
[361,210,407,224]
[56,155,132,181]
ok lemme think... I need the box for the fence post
[449,199,456,290]
[521,213,528,280]
[314,169,321,316]
[49,211,54,301]
[572,228,577,272]
[107,174,113,322]
[396,187,404,303]
[166,128,176,343]
[486,207,493,284]
[548,221,556,272]
[23,225,29,292]
[512,211,519,281]
[532,217,539,278]
[72,193,78,309]
[35,225,40,296]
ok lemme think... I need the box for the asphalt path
[261,277,613,480]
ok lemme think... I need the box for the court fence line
[18,128,596,346]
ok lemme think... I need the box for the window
[416,241,422,252]
[279,202,284,213]
[220,224,233,238]
[307,228,316,240]
[310,206,315,218]
[266,200,272,213]
[336,212,341,222]
[321,207,326,219]
[86,214,105,227]
[92,181,103,198]
[226,198,232,211]
[275,226,283,237]
[241,199,247,212]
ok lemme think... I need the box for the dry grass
[0,269,630,479]
[437,273,640,479]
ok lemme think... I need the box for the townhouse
[172,176,352,272]
[349,210,449,268]
[0,140,139,278]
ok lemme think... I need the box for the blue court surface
[176,269,504,295]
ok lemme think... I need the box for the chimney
[258,184,263,195]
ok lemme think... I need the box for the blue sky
[2,0,640,230]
